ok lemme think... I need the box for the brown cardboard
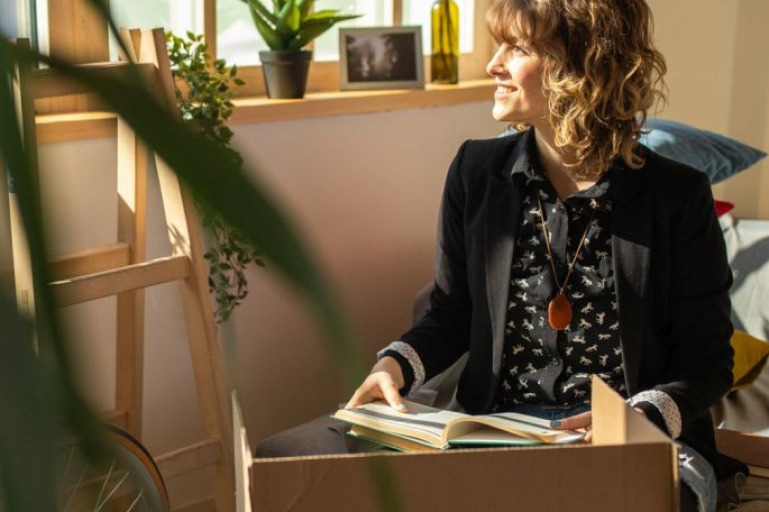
[250,377,678,512]
[715,428,769,468]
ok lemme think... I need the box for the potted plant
[241,0,361,98]
[166,31,265,322]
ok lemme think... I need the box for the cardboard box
[250,377,679,511]
[715,428,769,469]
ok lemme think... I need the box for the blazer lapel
[485,141,528,373]
[609,167,652,395]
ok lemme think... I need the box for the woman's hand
[551,411,593,442]
[551,408,647,443]
[345,356,409,412]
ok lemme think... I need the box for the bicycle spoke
[94,468,130,512]
[94,459,116,509]
[64,462,89,512]
[125,491,144,512]
[57,427,168,512]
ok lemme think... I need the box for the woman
[259,1,744,509]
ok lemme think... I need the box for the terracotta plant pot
[259,50,313,99]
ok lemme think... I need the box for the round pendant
[548,292,572,330]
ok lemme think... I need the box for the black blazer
[401,131,737,475]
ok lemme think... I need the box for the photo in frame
[339,26,424,91]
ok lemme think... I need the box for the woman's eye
[513,45,530,55]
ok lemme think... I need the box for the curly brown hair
[487,0,667,177]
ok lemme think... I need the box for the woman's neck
[532,126,599,200]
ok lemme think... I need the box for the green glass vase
[431,0,459,84]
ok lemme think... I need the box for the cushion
[720,215,769,340]
[731,330,769,392]
[640,118,766,184]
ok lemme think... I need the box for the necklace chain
[536,194,595,295]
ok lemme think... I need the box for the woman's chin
[491,108,511,122]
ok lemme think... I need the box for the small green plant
[241,0,361,51]
[166,31,264,322]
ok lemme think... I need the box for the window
[109,0,204,60]
[402,0,475,55]
[217,0,391,65]
[36,0,493,103]
[2,0,35,42]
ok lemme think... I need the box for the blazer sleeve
[395,141,475,384]
[651,171,734,434]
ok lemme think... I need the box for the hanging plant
[166,31,265,322]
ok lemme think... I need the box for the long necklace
[536,195,595,331]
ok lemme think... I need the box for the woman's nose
[486,48,505,76]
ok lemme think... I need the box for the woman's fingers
[345,371,408,412]
[379,376,408,411]
[550,410,592,431]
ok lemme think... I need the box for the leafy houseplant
[1,20,380,511]
[166,31,265,323]
[241,0,361,98]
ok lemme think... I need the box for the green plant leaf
[303,12,363,24]
[2,39,367,384]
[244,0,277,25]
[243,0,359,50]
[0,39,107,512]
[247,4,285,50]
[2,10,396,511]
[297,0,314,20]
[275,0,300,41]
[0,293,59,512]
[304,9,348,20]
[291,15,360,50]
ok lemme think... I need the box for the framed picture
[339,26,424,91]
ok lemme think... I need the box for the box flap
[591,375,672,445]
[715,428,769,468]
[233,391,253,512]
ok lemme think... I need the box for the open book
[332,400,586,452]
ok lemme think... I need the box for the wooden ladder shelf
[7,28,236,511]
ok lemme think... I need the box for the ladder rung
[101,408,129,429]
[156,438,222,480]
[28,62,157,99]
[49,242,130,281]
[36,112,117,144]
[51,255,190,307]
[0,243,130,290]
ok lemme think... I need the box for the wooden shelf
[36,79,495,143]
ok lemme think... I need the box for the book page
[448,427,541,446]
[447,411,586,444]
[333,400,468,446]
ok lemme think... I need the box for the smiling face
[486,40,549,129]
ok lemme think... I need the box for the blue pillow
[640,118,766,184]
[501,118,766,184]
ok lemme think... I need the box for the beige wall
[1,0,767,506]
[229,105,501,443]
[648,0,769,219]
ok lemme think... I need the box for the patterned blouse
[497,159,624,409]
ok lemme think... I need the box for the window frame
[41,0,495,107]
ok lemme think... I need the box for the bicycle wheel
[57,425,169,512]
